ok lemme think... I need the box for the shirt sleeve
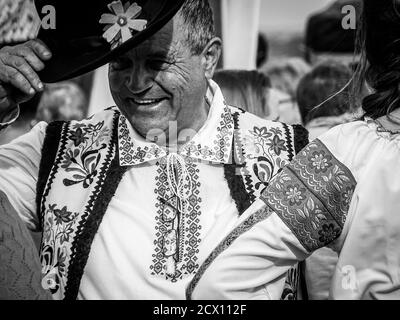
[188,138,357,300]
[0,121,48,231]
[188,199,309,300]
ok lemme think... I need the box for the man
[0,0,308,300]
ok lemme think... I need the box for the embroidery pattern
[261,139,357,252]
[223,111,252,215]
[240,122,292,197]
[61,121,111,188]
[40,204,79,295]
[186,206,272,299]
[365,117,400,151]
[283,123,295,160]
[38,122,69,228]
[118,104,235,166]
[231,110,246,167]
[39,110,120,300]
[281,265,299,300]
[64,113,121,300]
[179,104,234,163]
[151,157,202,282]
[118,115,164,165]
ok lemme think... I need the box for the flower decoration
[267,134,287,156]
[100,1,147,49]
[70,127,88,147]
[318,223,340,244]
[308,151,333,174]
[41,268,60,294]
[285,184,306,206]
[251,126,273,140]
[54,206,75,225]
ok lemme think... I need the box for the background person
[213,69,272,118]
[34,82,87,123]
[263,57,310,124]
[297,59,358,141]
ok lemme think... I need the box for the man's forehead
[122,18,181,58]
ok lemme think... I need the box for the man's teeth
[133,98,162,105]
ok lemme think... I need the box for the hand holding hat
[0,39,51,113]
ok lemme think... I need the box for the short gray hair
[178,0,216,55]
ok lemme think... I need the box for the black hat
[35,0,186,83]
[305,0,361,54]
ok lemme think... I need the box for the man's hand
[0,39,52,110]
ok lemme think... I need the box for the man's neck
[165,99,210,150]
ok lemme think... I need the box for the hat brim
[38,0,185,83]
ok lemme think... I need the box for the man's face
[109,15,208,141]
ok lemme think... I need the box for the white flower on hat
[99,1,147,49]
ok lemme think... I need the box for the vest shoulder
[228,105,296,130]
[78,106,120,125]
[228,105,309,154]
[47,106,120,129]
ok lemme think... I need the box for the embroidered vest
[36,106,308,300]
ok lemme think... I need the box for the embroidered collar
[117,80,234,166]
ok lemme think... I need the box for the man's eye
[148,59,170,70]
[110,59,131,70]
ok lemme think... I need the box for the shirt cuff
[0,100,19,132]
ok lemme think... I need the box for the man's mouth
[130,98,166,106]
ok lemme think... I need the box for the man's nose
[125,63,153,95]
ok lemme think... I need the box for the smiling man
[108,8,217,146]
[0,0,308,300]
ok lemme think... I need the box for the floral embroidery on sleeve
[261,139,357,252]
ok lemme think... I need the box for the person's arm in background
[0,40,52,299]
[0,190,51,299]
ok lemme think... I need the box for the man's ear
[202,37,222,80]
